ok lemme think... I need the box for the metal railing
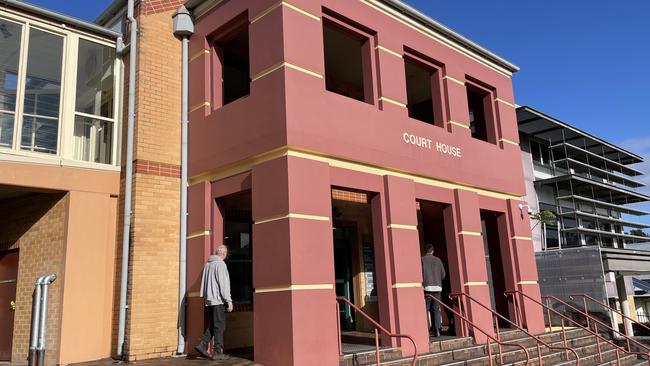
[425,294,531,366]
[638,312,650,324]
[571,293,650,336]
[335,296,418,366]
[451,292,580,366]
[507,290,650,366]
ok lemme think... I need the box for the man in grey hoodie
[422,243,446,337]
[194,244,233,360]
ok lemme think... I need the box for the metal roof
[518,106,643,165]
[180,0,519,74]
[2,0,120,39]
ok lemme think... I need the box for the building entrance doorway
[480,210,510,324]
[417,200,455,336]
[332,189,379,337]
[0,249,18,361]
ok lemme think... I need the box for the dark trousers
[425,291,442,331]
[199,304,227,353]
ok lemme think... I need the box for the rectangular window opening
[404,58,435,125]
[0,18,22,149]
[466,82,495,143]
[323,19,371,103]
[215,25,250,106]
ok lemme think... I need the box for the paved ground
[72,356,261,366]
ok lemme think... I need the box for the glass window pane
[0,19,22,148]
[21,29,63,154]
[73,115,113,164]
[76,39,115,118]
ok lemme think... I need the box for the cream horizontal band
[495,98,516,108]
[464,281,487,286]
[252,61,323,82]
[190,49,210,62]
[190,101,210,113]
[187,230,210,239]
[448,120,470,129]
[251,1,320,24]
[379,96,407,108]
[512,236,532,241]
[188,146,523,201]
[500,138,519,146]
[255,213,330,225]
[255,284,333,293]
[444,75,465,86]
[377,45,403,58]
[459,231,481,236]
[187,291,200,298]
[387,224,417,230]
[393,282,422,289]
[517,280,538,285]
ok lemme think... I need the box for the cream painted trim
[190,49,210,62]
[377,45,403,58]
[250,1,320,23]
[464,281,488,286]
[500,138,519,146]
[517,280,538,285]
[459,231,482,236]
[188,146,523,201]
[187,291,200,298]
[187,230,210,239]
[251,61,323,82]
[190,101,211,113]
[387,224,417,230]
[448,120,470,129]
[392,283,422,289]
[512,236,532,241]
[495,98,516,108]
[444,75,465,86]
[360,0,513,77]
[255,284,333,293]
[379,96,407,108]
[255,213,330,225]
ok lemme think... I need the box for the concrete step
[339,346,402,366]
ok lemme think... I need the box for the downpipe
[28,274,56,366]
[117,0,138,358]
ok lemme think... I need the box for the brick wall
[0,192,68,365]
[116,0,184,360]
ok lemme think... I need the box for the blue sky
[31,0,650,230]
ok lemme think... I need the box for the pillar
[251,156,338,366]
[448,189,494,343]
[504,199,545,334]
[374,176,429,355]
[616,275,634,337]
[185,181,213,353]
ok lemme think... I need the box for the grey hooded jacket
[199,255,232,306]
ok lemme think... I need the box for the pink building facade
[183,1,544,364]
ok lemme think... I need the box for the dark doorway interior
[333,225,356,331]
[0,249,18,361]
[480,210,509,324]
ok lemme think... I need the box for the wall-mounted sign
[402,132,462,158]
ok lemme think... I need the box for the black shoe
[194,344,211,359]
[211,353,230,361]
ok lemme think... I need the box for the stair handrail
[335,296,418,366]
[544,295,650,360]
[424,293,531,366]
[450,292,580,366]
[506,290,650,365]
[570,293,650,335]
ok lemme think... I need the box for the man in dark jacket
[422,243,446,337]
[194,245,233,360]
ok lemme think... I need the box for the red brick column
[185,181,213,353]
[379,176,429,355]
[505,199,545,334]
[251,156,338,366]
[448,189,494,343]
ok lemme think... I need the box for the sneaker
[194,345,211,359]
[211,353,230,361]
